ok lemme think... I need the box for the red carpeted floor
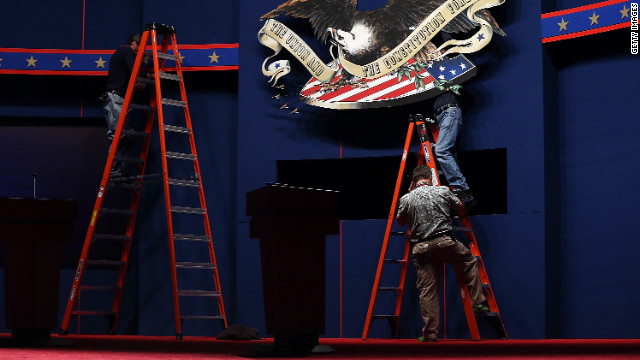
[0,335,639,359]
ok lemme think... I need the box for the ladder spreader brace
[361,114,507,341]
[59,23,227,339]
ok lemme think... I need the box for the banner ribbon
[258,0,504,83]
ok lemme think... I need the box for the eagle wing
[260,0,359,43]
[379,0,504,35]
[365,0,504,62]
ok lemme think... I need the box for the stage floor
[0,334,639,359]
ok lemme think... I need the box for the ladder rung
[92,233,131,242]
[167,178,200,187]
[181,315,225,320]
[453,226,472,232]
[165,151,196,160]
[72,310,116,316]
[177,290,221,297]
[99,208,135,215]
[378,287,401,291]
[114,155,145,164]
[128,103,155,111]
[136,76,155,85]
[156,52,178,61]
[85,260,126,267]
[79,285,118,291]
[107,181,139,189]
[122,129,151,138]
[371,315,397,319]
[173,234,210,242]
[384,259,405,264]
[475,312,501,317]
[391,231,407,236]
[164,125,192,134]
[161,98,187,107]
[158,72,182,81]
[171,206,205,214]
[176,262,215,269]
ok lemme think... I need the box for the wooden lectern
[246,183,339,353]
[0,198,77,342]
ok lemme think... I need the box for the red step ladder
[362,114,506,340]
[59,23,227,339]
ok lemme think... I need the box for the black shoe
[453,189,477,211]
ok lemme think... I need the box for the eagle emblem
[258,0,506,110]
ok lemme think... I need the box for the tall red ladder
[60,23,227,339]
[361,114,507,340]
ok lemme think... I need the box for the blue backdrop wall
[0,0,639,339]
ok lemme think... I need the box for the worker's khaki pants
[412,235,486,340]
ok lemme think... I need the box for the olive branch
[397,62,462,95]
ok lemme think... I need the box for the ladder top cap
[144,22,175,34]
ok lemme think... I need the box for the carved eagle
[261,0,505,65]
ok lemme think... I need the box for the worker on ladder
[396,164,488,342]
[101,33,148,178]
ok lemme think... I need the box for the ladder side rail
[169,32,228,328]
[426,120,481,340]
[429,121,506,339]
[452,267,481,340]
[362,121,416,340]
[109,97,158,334]
[391,238,411,338]
[458,217,505,326]
[150,29,184,338]
[60,30,152,334]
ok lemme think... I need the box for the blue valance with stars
[541,0,633,43]
[0,44,238,75]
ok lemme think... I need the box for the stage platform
[0,334,638,359]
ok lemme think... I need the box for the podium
[0,198,77,342]
[246,184,339,353]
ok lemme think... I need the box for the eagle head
[327,23,375,60]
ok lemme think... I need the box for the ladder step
[164,125,192,134]
[128,103,155,111]
[92,233,131,242]
[136,76,155,85]
[156,51,178,61]
[384,259,405,264]
[85,260,126,267]
[161,98,187,107]
[176,262,215,269]
[174,234,210,242]
[122,129,151,138]
[79,285,118,291]
[177,290,221,297]
[99,208,136,216]
[167,178,200,187]
[180,315,225,320]
[371,315,397,319]
[378,287,401,291]
[114,155,145,164]
[453,226,472,232]
[475,312,501,317]
[158,71,182,81]
[165,151,196,160]
[391,231,407,236]
[72,310,116,316]
[171,206,206,214]
[107,181,139,189]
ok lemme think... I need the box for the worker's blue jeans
[103,92,123,140]
[435,106,469,191]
